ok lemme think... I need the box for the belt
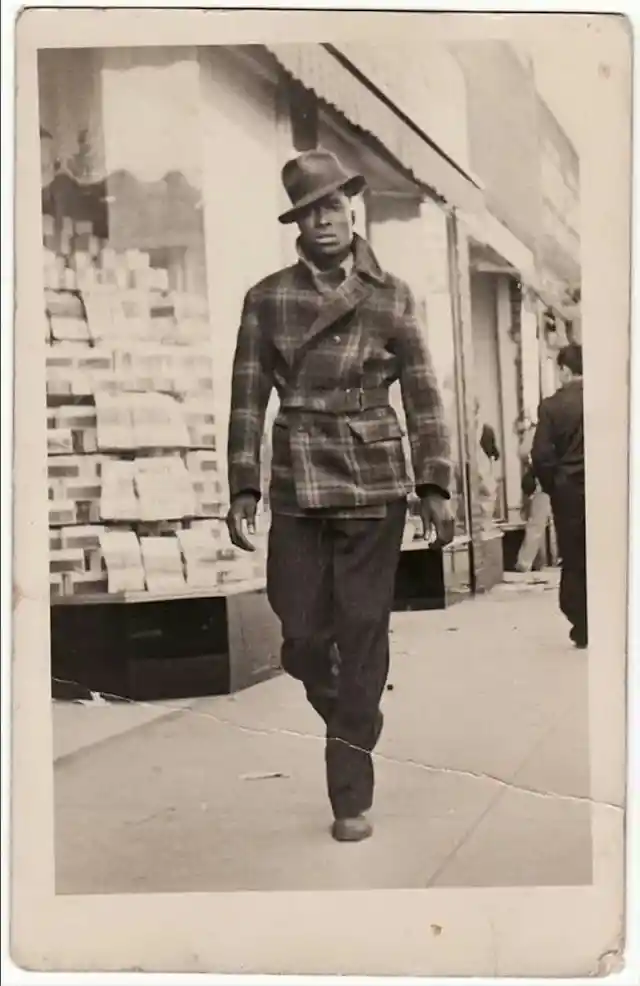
[280,387,390,414]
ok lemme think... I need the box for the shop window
[41,47,263,605]
[469,271,511,528]
[40,48,209,298]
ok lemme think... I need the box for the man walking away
[531,344,587,648]
[226,149,454,842]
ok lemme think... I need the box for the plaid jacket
[227,234,453,513]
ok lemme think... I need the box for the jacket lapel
[295,272,372,352]
[271,270,320,369]
[290,235,385,367]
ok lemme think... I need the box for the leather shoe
[570,627,588,649]
[331,815,373,842]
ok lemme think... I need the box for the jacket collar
[284,233,382,371]
[296,233,386,287]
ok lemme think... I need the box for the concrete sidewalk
[53,697,196,762]
[53,572,593,894]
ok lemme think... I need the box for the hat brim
[278,174,366,225]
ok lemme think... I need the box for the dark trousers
[266,499,407,819]
[551,480,588,642]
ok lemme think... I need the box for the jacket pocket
[347,415,404,444]
[273,412,290,431]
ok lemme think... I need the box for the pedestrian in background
[515,413,551,573]
[226,149,454,842]
[475,400,501,528]
[531,343,587,648]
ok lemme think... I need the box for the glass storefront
[469,270,509,528]
[40,47,265,604]
[40,48,209,299]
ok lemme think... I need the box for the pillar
[520,288,541,423]
[448,215,482,546]
[496,275,522,524]
[198,49,284,503]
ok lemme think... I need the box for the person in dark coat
[479,422,500,464]
[531,343,587,647]
[226,149,454,842]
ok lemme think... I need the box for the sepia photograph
[10,7,631,977]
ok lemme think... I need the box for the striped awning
[266,43,484,216]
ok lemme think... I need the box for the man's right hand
[226,493,259,552]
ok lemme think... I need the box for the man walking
[531,343,587,647]
[226,149,454,842]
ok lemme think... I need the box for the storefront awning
[460,208,577,321]
[462,209,538,282]
[266,43,484,216]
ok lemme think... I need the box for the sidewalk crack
[52,677,622,813]
[424,717,573,886]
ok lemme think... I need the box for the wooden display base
[52,578,266,606]
[51,586,282,703]
[394,536,472,611]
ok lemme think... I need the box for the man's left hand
[419,492,455,549]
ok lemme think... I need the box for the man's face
[297,189,354,259]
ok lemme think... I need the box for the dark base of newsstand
[393,539,473,611]
[50,590,283,703]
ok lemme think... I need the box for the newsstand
[51,585,283,702]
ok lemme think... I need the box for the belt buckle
[343,388,365,411]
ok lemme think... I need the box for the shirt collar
[296,241,353,284]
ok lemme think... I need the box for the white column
[198,50,283,506]
[540,330,558,400]
[274,82,300,269]
[496,276,522,523]
[351,194,368,240]
[366,194,424,442]
[521,291,541,423]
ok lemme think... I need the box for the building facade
[451,39,581,584]
[39,40,581,698]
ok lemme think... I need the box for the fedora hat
[278,149,366,225]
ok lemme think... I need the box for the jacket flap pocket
[273,412,290,430]
[348,416,404,444]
